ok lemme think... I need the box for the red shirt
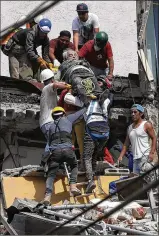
[78,40,113,69]
[58,89,79,113]
[49,38,75,63]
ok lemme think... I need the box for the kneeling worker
[43,106,86,205]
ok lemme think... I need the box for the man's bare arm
[145,122,157,161]
[49,46,56,62]
[118,135,130,162]
[107,57,114,77]
[53,81,71,90]
[73,31,79,52]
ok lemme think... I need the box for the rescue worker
[56,48,103,107]
[5,18,53,81]
[49,30,75,67]
[58,88,85,170]
[118,104,157,178]
[43,106,86,205]
[78,31,114,80]
[72,3,99,52]
[1,15,28,66]
[83,84,114,193]
[39,69,71,144]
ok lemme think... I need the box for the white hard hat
[34,15,44,24]
[17,15,27,29]
[40,69,54,82]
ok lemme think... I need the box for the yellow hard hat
[52,106,65,116]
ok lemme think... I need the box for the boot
[85,180,96,194]
[42,193,51,206]
[70,184,81,197]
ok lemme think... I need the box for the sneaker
[42,194,51,206]
[70,184,81,197]
[85,180,96,194]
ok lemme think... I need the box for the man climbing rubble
[39,69,71,146]
[42,106,86,205]
[78,31,114,80]
[55,48,103,107]
[4,18,53,81]
[118,104,157,180]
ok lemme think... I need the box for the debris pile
[0,92,40,104]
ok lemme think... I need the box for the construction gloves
[37,57,48,69]
[53,59,61,67]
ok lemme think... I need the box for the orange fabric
[103,147,114,164]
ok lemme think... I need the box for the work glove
[47,62,54,70]
[65,84,72,89]
[53,59,61,67]
[37,57,48,69]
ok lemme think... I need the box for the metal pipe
[47,204,93,211]
[44,209,153,236]
[104,224,153,236]
[43,209,92,224]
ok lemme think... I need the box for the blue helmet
[38,18,52,33]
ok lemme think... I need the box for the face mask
[94,44,101,51]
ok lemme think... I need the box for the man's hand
[106,74,113,81]
[149,152,154,162]
[118,155,123,163]
[37,57,48,69]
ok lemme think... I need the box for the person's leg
[8,54,19,79]
[74,119,85,166]
[43,149,62,205]
[133,159,141,174]
[83,132,96,193]
[63,148,81,196]
[19,52,33,81]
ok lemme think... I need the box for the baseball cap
[76,3,88,12]
[131,104,144,113]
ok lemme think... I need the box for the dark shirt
[49,38,75,63]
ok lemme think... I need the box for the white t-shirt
[39,83,57,127]
[72,13,100,46]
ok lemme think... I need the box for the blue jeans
[41,122,53,152]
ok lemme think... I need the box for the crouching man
[42,106,86,205]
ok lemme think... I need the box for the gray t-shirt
[39,83,57,127]
[72,13,100,46]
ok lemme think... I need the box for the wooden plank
[1,175,120,208]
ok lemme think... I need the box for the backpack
[86,100,109,140]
